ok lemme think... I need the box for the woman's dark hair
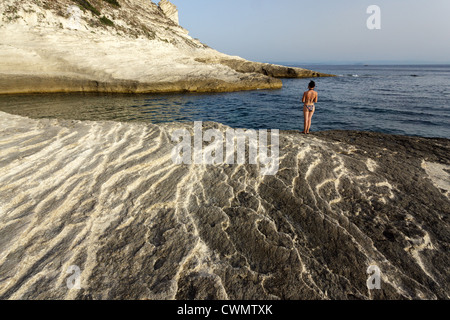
[308,81,316,89]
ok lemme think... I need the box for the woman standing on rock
[302,81,318,134]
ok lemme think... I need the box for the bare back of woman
[302,81,318,134]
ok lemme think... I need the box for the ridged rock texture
[0,111,449,300]
[0,0,333,94]
[158,0,179,25]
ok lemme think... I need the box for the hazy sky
[170,0,450,64]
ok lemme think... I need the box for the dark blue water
[0,65,449,138]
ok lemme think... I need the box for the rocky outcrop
[0,0,332,95]
[158,0,179,25]
[0,111,448,300]
[196,58,332,78]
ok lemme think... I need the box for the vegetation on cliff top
[71,0,120,26]
[103,0,120,7]
[99,15,114,26]
[72,0,100,16]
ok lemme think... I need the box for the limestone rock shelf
[0,111,449,300]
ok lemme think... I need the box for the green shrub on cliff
[103,0,121,7]
[72,0,100,16]
[99,16,114,26]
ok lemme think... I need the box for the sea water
[0,65,449,139]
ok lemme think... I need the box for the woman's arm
[314,92,318,103]
[302,92,306,103]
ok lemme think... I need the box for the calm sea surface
[1,65,449,138]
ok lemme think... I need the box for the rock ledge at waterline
[0,111,449,300]
[0,0,333,94]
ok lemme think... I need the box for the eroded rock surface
[0,112,449,300]
[158,0,179,25]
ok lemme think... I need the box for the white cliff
[0,0,332,94]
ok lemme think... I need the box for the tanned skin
[302,84,318,134]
